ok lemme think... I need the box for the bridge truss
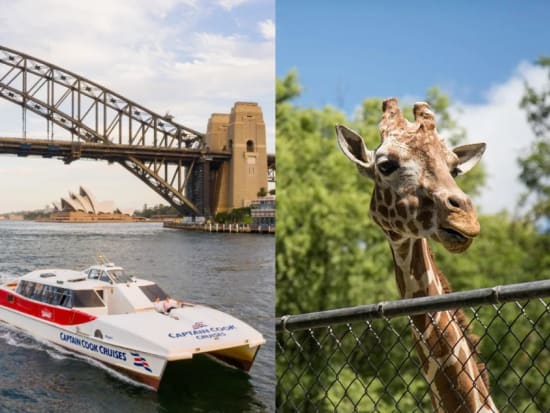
[0,45,231,216]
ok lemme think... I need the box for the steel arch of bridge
[0,45,229,215]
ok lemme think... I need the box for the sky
[0,0,274,213]
[277,1,550,215]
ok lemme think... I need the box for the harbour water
[0,221,275,413]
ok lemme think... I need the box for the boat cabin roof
[20,264,134,290]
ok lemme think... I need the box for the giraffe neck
[387,237,498,413]
[389,237,442,299]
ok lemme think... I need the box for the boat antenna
[96,254,111,265]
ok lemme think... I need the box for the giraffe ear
[452,143,486,176]
[336,124,375,178]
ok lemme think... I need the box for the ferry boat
[0,259,265,390]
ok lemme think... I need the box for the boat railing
[0,273,19,289]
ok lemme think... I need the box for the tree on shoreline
[133,204,178,218]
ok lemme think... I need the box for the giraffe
[336,98,498,413]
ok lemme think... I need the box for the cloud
[216,0,251,11]
[0,1,274,136]
[0,0,275,129]
[259,19,275,41]
[452,61,547,214]
[0,0,274,212]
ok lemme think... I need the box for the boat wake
[0,323,43,350]
[0,322,153,390]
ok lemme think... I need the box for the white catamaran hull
[0,264,265,390]
[0,304,167,388]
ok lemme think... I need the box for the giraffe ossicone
[337,98,498,412]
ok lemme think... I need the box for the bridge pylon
[206,102,268,215]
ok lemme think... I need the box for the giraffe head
[336,98,486,253]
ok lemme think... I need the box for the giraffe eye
[450,167,461,177]
[378,160,400,176]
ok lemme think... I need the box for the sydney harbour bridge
[0,45,274,217]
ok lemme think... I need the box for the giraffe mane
[430,249,491,390]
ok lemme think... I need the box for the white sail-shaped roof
[57,186,115,213]
[79,186,97,214]
[68,191,87,212]
[75,189,94,213]
[61,197,83,212]
[73,192,94,213]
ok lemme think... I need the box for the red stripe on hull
[0,289,96,325]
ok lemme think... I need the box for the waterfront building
[52,186,114,214]
[250,195,275,228]
[48,186,135,222]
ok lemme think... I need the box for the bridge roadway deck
[0,137,231,163]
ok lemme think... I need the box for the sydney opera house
[52,186,115,214]
[48,186,135,222]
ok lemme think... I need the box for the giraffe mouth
[441,227,470,241]
[436,227,473,253]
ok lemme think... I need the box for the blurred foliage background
[276,59,550,411]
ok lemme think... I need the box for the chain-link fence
[276,280,550,412]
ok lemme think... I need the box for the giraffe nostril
[447,196,462,210]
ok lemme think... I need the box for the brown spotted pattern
[338,98,497,412]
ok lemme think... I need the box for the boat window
[51,287,64,306]
[59,290,72,308]
[16,280,74,307]
[31,283,44,300]
[108,269,133,284]
[139,284,168,301]
[16,280,28,296]
[42,285,55,304]
[27,282,36,297]
[17,281,38,299]
[72,290,105,308]
[88,269,100,280]
[99,271,111,283]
